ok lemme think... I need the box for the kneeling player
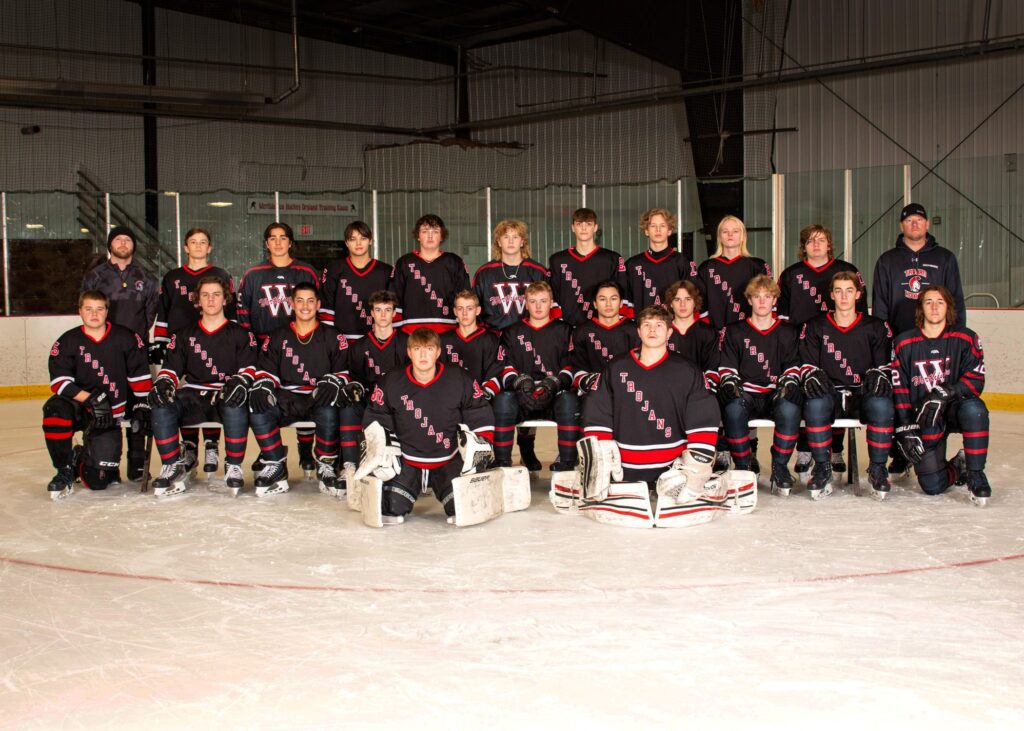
[357,328,495,523]
[148,277,257,496]
[799,271,894,499]
[891,285,990,505]
[43,290,152,498]
[248,283,351,496]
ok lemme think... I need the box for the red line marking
[2,552,1023,595]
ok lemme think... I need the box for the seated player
[43,290,152,499]
[440,289,504,399]
[358,327,495,524]
[248,283,351,497]
[891,285,990,506]
[716,275,803,495]
[568,280,639,393]
[148,276,257,497]
[665,279,719,384]
[799,271,894,499]
[493,281,580,471]
[625,208,697,312]
[342,290,410,468]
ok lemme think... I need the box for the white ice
[1,398,1022,730]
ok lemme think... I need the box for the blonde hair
[491,219,531,261]
[640,208,677,233]
[712,215,751,258]
[744,274,780,299]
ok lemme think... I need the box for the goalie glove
[85,391,113,429]
[864,367,892,397]
[655,449,714,506]
[221,373,252,409]
[578,372,601,393]
[513,374,536,410]
[774,373,802,404]
[575,436,623,502]
[149,376,177,408]
[340,381,366,407]
[895,423,925,465]
[717,373,743,405]
[802,368,831,400]
[354,421,402,482]
[458,424,494,475]
[313,373,344,408]
[916,385,954,428]
[247,377,278,413]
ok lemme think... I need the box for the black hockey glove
[221,373,252,409]
[915,385,955,428]
[248,378,278,413]
[513,374,536,410]
[578,372,601,393]
[895,423,925,465]
[313,373,344,408]
[863,367,892,397]
[774,373,802,405]
[149,376,177,407]
[532,375,562,409]
[340,381,366,407]
[802,368,832,400]
[131,401,152,435]
[85,391,113,429]
[717,373,744,405]
[147,342,166,365]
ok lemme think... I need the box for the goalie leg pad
[725,469,758,514]
[576,436,623,502]
[451,467,531,527]
[346,465,364,511]
[359,476,384,528]
[579,481,654,528]
[549,470,581,511]
[654,473,731,528]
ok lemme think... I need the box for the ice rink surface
[1,398,1022,730]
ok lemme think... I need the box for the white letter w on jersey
[914,358,946,391]
[493,283,526,315]
[261,284,293,318]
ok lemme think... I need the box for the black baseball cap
[900,203,928,222]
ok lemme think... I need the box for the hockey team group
[42,199,991,529]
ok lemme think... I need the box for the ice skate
[713,450,731,472]
[794,450,812,474]
[47,466,75,501]
[181,441,199,478]
[949,449,968,485]
[807,460,833,500]
[549,458,578,473]
[224,463,244,497]
[867,462,890,500]
[316,456,339,496]
[254,459,289,497]
[769,461,794,497]
[203,440,219,475]
[967,470,990,507]
[152,460,191,497]
[831,449,846,474]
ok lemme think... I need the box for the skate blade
[303,469,315,480]
[770,482,792,497]
[382,515,404,525]
[229,487,242,497]
[154,480,188,498]
[255,480,290,497]
[970,494,989,508]
[808,485,833,500]
[869,488,889,501]
[49,487,74,501]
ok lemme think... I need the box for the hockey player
[548,207,630,326]
[777,224,866,476]
[342,290,410,467]
[492,281,580,471]
[248,283,351,497]
[319,221,394,341]
[695,216,772,330]
[390,214,470,333]
[153,227,237,476]
[472,219,549,331]
[665,279,719,383]
[440,290,505,399]
[568,281,640,394]
[890,285,990,506]
[624,208,697,312]
[717,275,803,494]
[43,290,152,499]
[81,225,159,482]
[359,327,495,523]
[148,276,257,496]
[799,271,894,499]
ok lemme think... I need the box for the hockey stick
[139,431,154,493]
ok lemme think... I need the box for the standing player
[43,290,152,499]
[625,208,697,312]
[152,227,237,476]
[716,275,803,495]
[472,219,549,331]
[695,216,772,331]
[248,283,351,496]
[548,207,630,327]
[492,281,580,471]
[890,285,989,506]
[568,281,640,393]
[358,328,494,524]
[440,290,505,399]
[320,221,394,341]
[665,279,719,383]
[390,214,470,333]
[799,271,894,499]
[148,276,257,496]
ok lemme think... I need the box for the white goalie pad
[354,422,402,482]
[575,436,623,502]
[346,467,365,511]
[725,469,758,514]
[654,469,757,527]
[452,467,531,527]
[458,423,494,475]
[655,450,714,506]
[359,476,384,528]
[549,470,653,528]
[549,470,581,512]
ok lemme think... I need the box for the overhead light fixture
[25,223,44,229]
[207,201,233,208]
[80,227,90,233]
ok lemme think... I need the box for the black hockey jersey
[157,320,258,391]
[695,255,773,330]
[347,329,410,389]
[472,258,550,331]
[389,251,470,332]
[319,257,394,339]
[548,246,630,326]
[568,317,640,388]
[236,259,320,339]
[718,317,801,393]
[81,260,159,340]
[440,326,505,397]
[777,258,865,326]
[498,318,574,386]
[583,349,720,478]
[798,313,892,389]
[364,363,494,468]
[667,320,720,376]
[891,326,985,426]
[625,248,697,312]
[154,265,237,344]
[49,322,152,422]
[256,321,350,394]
